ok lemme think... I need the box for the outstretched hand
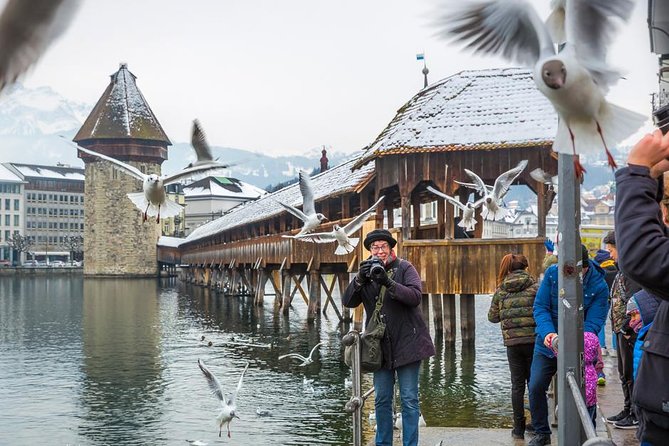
[628,129,669,176]
[544,238,555,253]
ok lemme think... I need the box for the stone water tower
[76,63,171,276]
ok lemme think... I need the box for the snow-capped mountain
[0,84,350,189]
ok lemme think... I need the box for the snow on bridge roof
[185,156,375,243]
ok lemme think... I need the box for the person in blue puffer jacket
[526,244,609,446]
[626,290,661,381]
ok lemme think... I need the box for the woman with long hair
[488,253,538,440]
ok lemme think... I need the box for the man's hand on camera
[373,272,394,288]
[355,260,373,285]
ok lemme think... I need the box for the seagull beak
[234,414,240,419]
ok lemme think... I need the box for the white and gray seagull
[277,170,328,236]
[426,186,484,232]
[530,167,559,191]
[438,0,645,177]
[290,196,385,255]
[75,145,229,223]
[278,342,324,367]
[0,0,81,93]
[198,359,249,438]
[187,119,219,168]
[455,160,528,221]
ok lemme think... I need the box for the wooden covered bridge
[158,68,559,341]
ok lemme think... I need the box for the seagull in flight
[530,167,559,191]
[426,186,484,232]
[277,171,328,236]
[456,160,527,221]
[198,359,249,438]
[76,145,228,223]
[438,0,645,177]
[0,0,81,93]
[187,119,220,169]
[290,196,384,255]
[278,342,324,367]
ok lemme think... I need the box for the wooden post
[412,193,421,239]
[460,294,476,342]
[537,181,547,238]
[338,272,351,321]
[431,293,443,336]
[254,268,268,306]
[443,294,457,343]
[270,270,282,308]
[421,293,430,331]
[376,195,386,228]
[400,193,411,241]
[308,270,321,321]
[281,270,291,315]
[341,194,351,219]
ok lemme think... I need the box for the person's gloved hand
[544,238,555,253]
[355,260,373,285]
[372,271,395,288]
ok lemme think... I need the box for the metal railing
[342,330,375,446]
[565,370,615,446]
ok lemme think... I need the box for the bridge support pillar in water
[459,294,476,342]
[442,294,457,343]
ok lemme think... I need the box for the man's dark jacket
[615,165,669,443]
[342,256,435,370]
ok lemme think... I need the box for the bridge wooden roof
[184,156,375,244]
[353,68,556,169]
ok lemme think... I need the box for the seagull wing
[426,186,467,212]
[530,167,552,184]
[230,362,249,406]
[437,0,555,67]
[566,0,634,75]
[76,145,146,181]
[198,359,225,402]
[275,200,309,222]
[343,195,385,236]
[278,353,308,362]
[0,0,81,92]
[190,119,215,163]
[299,171,316,216]
[492,160,528,201]
[463,169,490,196]
[308,342,324,360]
[291,231,336,243]
[162,163,229,185]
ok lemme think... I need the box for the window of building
[13,215,18,226]
[4,215,8,226]
[13,199,19,211]
[4,230,9,241]
[4,199,9,210]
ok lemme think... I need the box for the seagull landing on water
[276,171,328,236]
[437,0,646,177]
[455,161,528,221]
[278,342,324,367]
[75,145,229,223]
[290,196,385,255]
[198,359,249,438]
[426,186,484,232]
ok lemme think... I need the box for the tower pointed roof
[74,63,171,144]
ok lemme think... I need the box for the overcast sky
[16,0,660,156]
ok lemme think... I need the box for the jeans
[528,351,557,435]
[374,361,421,446]
[506,344,534,427]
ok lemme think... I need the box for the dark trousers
[507,343,534,426]
[528,351,557,435]
[616,332,636,412]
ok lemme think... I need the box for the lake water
[0,276,513,445]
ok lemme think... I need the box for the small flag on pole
[416,53,425,61]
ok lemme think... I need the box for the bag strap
[374,268,396,313]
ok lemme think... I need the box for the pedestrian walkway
[368,351,639,445]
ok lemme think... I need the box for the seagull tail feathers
[335,238,358,255]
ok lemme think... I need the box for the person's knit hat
[634,289,661,326]
[582,244,590,266]
[594,249,611,264]
[363,229,397,250]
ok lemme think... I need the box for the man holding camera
[342,228,435,446]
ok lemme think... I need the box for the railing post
[557,153,586,445]
[342,330,376,446]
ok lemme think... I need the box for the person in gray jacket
[342,229,435,446]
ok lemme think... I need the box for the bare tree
[7,232,33,262]
[61,235,83,263]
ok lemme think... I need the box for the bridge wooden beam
[320,274,342,322]
[307,270,321,321]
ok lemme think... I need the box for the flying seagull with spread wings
[426,186,484,232]
[438,0,645,177]
[277,170,328,236]
[456,160,528,221]
[530,167,559,191]
[290,196,384,255]
[0,0,81,93]
[278,342,324,367]
[198,359,249,438]
[187,119,218,168]
[76,145,229,223]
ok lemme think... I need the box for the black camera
[366,256,386,281]
[654,103,669,135]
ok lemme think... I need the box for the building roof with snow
[184,176,266,200]
[7,163,85,182]
[185,157,375,243]
[74,64,171,144]
[354,68,556,169]
[0,163,25,183]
